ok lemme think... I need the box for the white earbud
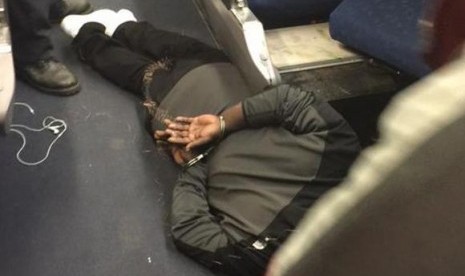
[48,126,61,135]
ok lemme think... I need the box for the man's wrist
[218,102,246,137]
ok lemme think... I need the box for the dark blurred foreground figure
[7,0,91,95]
[266,0,465,275]
[61,9,360,275]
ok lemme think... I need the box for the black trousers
[7,0,59,67]
[72,21,228,103]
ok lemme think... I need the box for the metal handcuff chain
[10,102,67,166]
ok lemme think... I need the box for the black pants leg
[112,21,229,102]
[7,0,56,67]
[73,22,229,101]
[72,23,153,95]
[112,21,226,62]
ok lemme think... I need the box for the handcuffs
[183,146,215,169]
[183,115,226,169]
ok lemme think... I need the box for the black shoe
[50,0,93,23]
[19,59,81,96]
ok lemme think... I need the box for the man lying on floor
[61,9,361,275]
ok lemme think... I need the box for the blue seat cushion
[329,0,432,76]
[249,0,343,28]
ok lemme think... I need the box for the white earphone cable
[10,102,68,166]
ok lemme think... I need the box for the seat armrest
[196,0,280,93]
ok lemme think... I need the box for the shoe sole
[20,74,81,96]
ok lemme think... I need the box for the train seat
[329,0,432,77]
[248,0,343,28]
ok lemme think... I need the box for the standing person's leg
[7,0,90,95]
[8,0,54,68]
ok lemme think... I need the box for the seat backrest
[249,0,344,28]
[329,0,433,77]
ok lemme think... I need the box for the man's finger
[186,137,211,151]
[175,117,194,124]
[166,129,190,137]
[163,119,174,126]
[168,122,190,131]
[168,136,190,144]
[154,130,170,140]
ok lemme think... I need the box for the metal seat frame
[195,0,280,93]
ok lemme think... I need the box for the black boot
[49,0,93,23]
[19,58,80,96]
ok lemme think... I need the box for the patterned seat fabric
[330,0,432,76]
[248,0,343,28]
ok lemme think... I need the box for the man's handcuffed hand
[154,115,221,151]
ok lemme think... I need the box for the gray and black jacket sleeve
[243,84,361,178]
[170,85,360,276]
[170,162,232,262]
